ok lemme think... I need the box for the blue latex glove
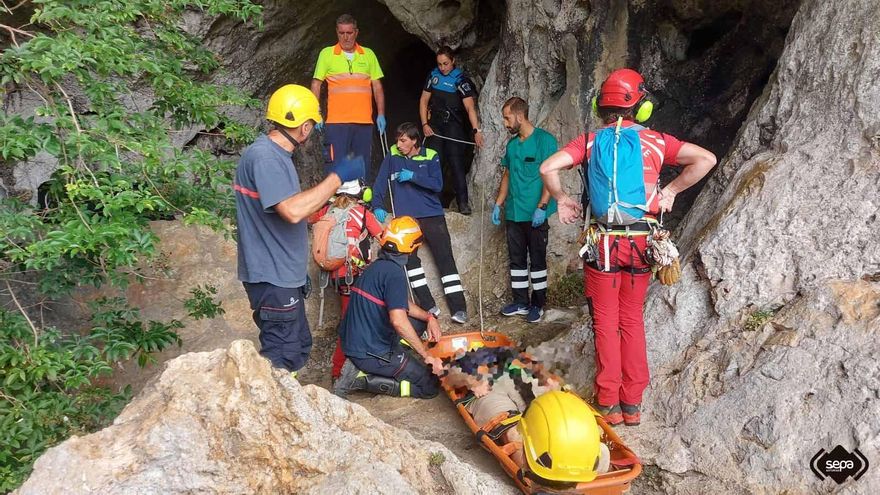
[328,155,365,183]
[491,204,501,226]
[374,208,388,223]
[315,120,324,132]
[397,168,414,183]
[376,115,387,134]
[531,207,547,227]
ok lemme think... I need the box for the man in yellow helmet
[235,84,365,374]
[334,216,444,398]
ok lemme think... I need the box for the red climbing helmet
[597,68,646,108]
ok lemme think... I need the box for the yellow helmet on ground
[266,84,322,128]
[518,391,603,483]
[380,216,423,254]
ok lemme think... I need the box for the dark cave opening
[629,0,802,229]
[295,0,504,205]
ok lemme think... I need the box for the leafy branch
[0,0,262,489]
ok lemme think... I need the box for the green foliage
[743,308,777,332]
[184,284,226,320]
[429,451,446,466]
[0,308,131,492]
[0,0,262,489]
[0,0,262,296]
[547,271,585,308]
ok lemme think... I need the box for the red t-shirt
[309,203,384,278]
[561,121,686,215]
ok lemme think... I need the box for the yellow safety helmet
[266,84,322,128]
[379,216,423,254]
[518,391,603,483]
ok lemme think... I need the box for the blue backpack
[586,120,650,225]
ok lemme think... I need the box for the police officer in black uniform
[419,46,484,215]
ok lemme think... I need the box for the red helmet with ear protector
[597,69,646,108]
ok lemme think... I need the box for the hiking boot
[621,402,641,426]
[526,306,544,323]
[428,306,441,318]
[500,302,529,316]
[451,310,468,324]
[596,404,623,426]
[333,359,366,397]
[459,204,472,215]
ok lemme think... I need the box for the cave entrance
[301,0,504,205]
[627,0,802,229]
[304,1,436,184]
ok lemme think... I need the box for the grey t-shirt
[235,134,308,288]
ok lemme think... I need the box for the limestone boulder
[15,340,516,495]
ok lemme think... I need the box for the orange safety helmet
[379,216,423,254]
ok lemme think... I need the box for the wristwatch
[538,203,547,210]
[472,128,481,135]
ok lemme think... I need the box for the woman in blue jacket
[371,122,468,324]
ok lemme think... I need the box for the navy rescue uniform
[424,67,477,209]
[339,258,439,398]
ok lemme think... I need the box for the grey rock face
[539,0,880,493]
[15,340,516,495]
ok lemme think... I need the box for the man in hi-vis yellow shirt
[311,13,385,179]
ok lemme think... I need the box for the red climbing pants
[331,293,351,379]
[584,234,652,407]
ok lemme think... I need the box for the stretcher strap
[454,392,475,407]
[476,410,522,444]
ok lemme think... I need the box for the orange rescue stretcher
[427,331,642,494]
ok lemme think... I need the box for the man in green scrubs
[492,97,558,323]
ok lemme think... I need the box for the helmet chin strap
[276,126,305,150]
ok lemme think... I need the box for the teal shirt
[501,127,558,222]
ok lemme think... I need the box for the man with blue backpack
[539,69,716,426]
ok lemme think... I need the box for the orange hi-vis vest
[313,43,384,124]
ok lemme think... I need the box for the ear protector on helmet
[591,94,654,123]
[336,179,373,203]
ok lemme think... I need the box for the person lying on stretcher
[443,347,610,489]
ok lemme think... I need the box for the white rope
[426,131,477,146]
[317,270,330,328]
[478,185,485,337]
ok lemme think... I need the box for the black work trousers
[405,215,467,314]
[506,220,549,309]
[426,120,469,209]
[349,339,440,398]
